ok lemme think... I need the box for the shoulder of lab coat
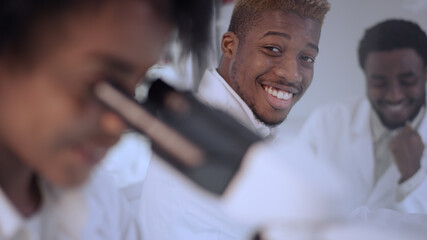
[139,154,254,240]
[298,98,371,149]
[0,168,141,240]
[296,98,376,209]
[221,140,348,227]
[83,168,142,240]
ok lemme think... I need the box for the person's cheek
[100,112,126,137]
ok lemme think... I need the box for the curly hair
[228,0,330,39]
[358,19,427,70]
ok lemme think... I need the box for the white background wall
[161,0,427,135]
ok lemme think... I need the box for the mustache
[256,74,303,93]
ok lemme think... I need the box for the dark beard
[251,102,287,127]
[230,59,286,127]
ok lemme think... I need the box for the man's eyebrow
[261,31,291,40]
[307,43,319,53]
[370,74,386,79]
[398,71,415,78]
[260,31,319,52]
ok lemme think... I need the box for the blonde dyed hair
[228,0,330,38]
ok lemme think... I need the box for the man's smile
[378,99,411,114]
[263,85,293,100]
[261,83,298,110]
[382,102,407,113]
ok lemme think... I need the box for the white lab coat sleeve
[396,167,426,201]
[393,168,427,212]
[349,206,427,234]
[221,140,347,227]
[393,123,427,211]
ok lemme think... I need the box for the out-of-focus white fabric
[297,98,427,213]
[102,132,152,189]
[0,170,141,240]
[138,68,279,240]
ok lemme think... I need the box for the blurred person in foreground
[0,0,213,239]
[139,0,334,239]
[298,19,427,213]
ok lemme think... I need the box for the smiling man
[217,5,321,128]
[298,19,427,213]
[195,0,327,139]
[139,0,331,239]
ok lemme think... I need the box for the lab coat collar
[370,104,426,142]
[0,187,23,239]
[0,178,88,240]
[351,98,372,135]
[197,69,279,138]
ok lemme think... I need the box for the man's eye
[265,46,282,55]
[370,80,386,88]
[400,76,417,86]
[301,55,315,64]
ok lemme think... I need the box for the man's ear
[221,31,238,59]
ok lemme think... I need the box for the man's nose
[385,81,405,103]
[273,57,302,83]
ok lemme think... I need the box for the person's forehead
[41,1,171,75]
[365,48,424,71]
[247,10,321,42]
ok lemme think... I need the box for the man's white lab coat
[138,69,279,240]
[0,169,141,240]
[297,98,427,213]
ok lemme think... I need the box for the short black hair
[358,19,427,70]
[0,0,214,58]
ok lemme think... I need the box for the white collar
[0,178,88,240]
[0,187,23,239]
[370,105,426,141]
[197,69,279,138]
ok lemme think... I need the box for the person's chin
[258,112,287,127]
[381,116,406,130]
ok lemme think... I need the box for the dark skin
[0,147,40,217]
[0,0,170,216]
[218,11,321,126]
[364,48,426,182]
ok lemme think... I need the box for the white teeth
[263,86,293,100]
[272,89,278,97]
[282,92,292,100]
[387,104,404,112]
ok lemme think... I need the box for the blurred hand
[389,123,425,183]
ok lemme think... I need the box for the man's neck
[0,145,41,217]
